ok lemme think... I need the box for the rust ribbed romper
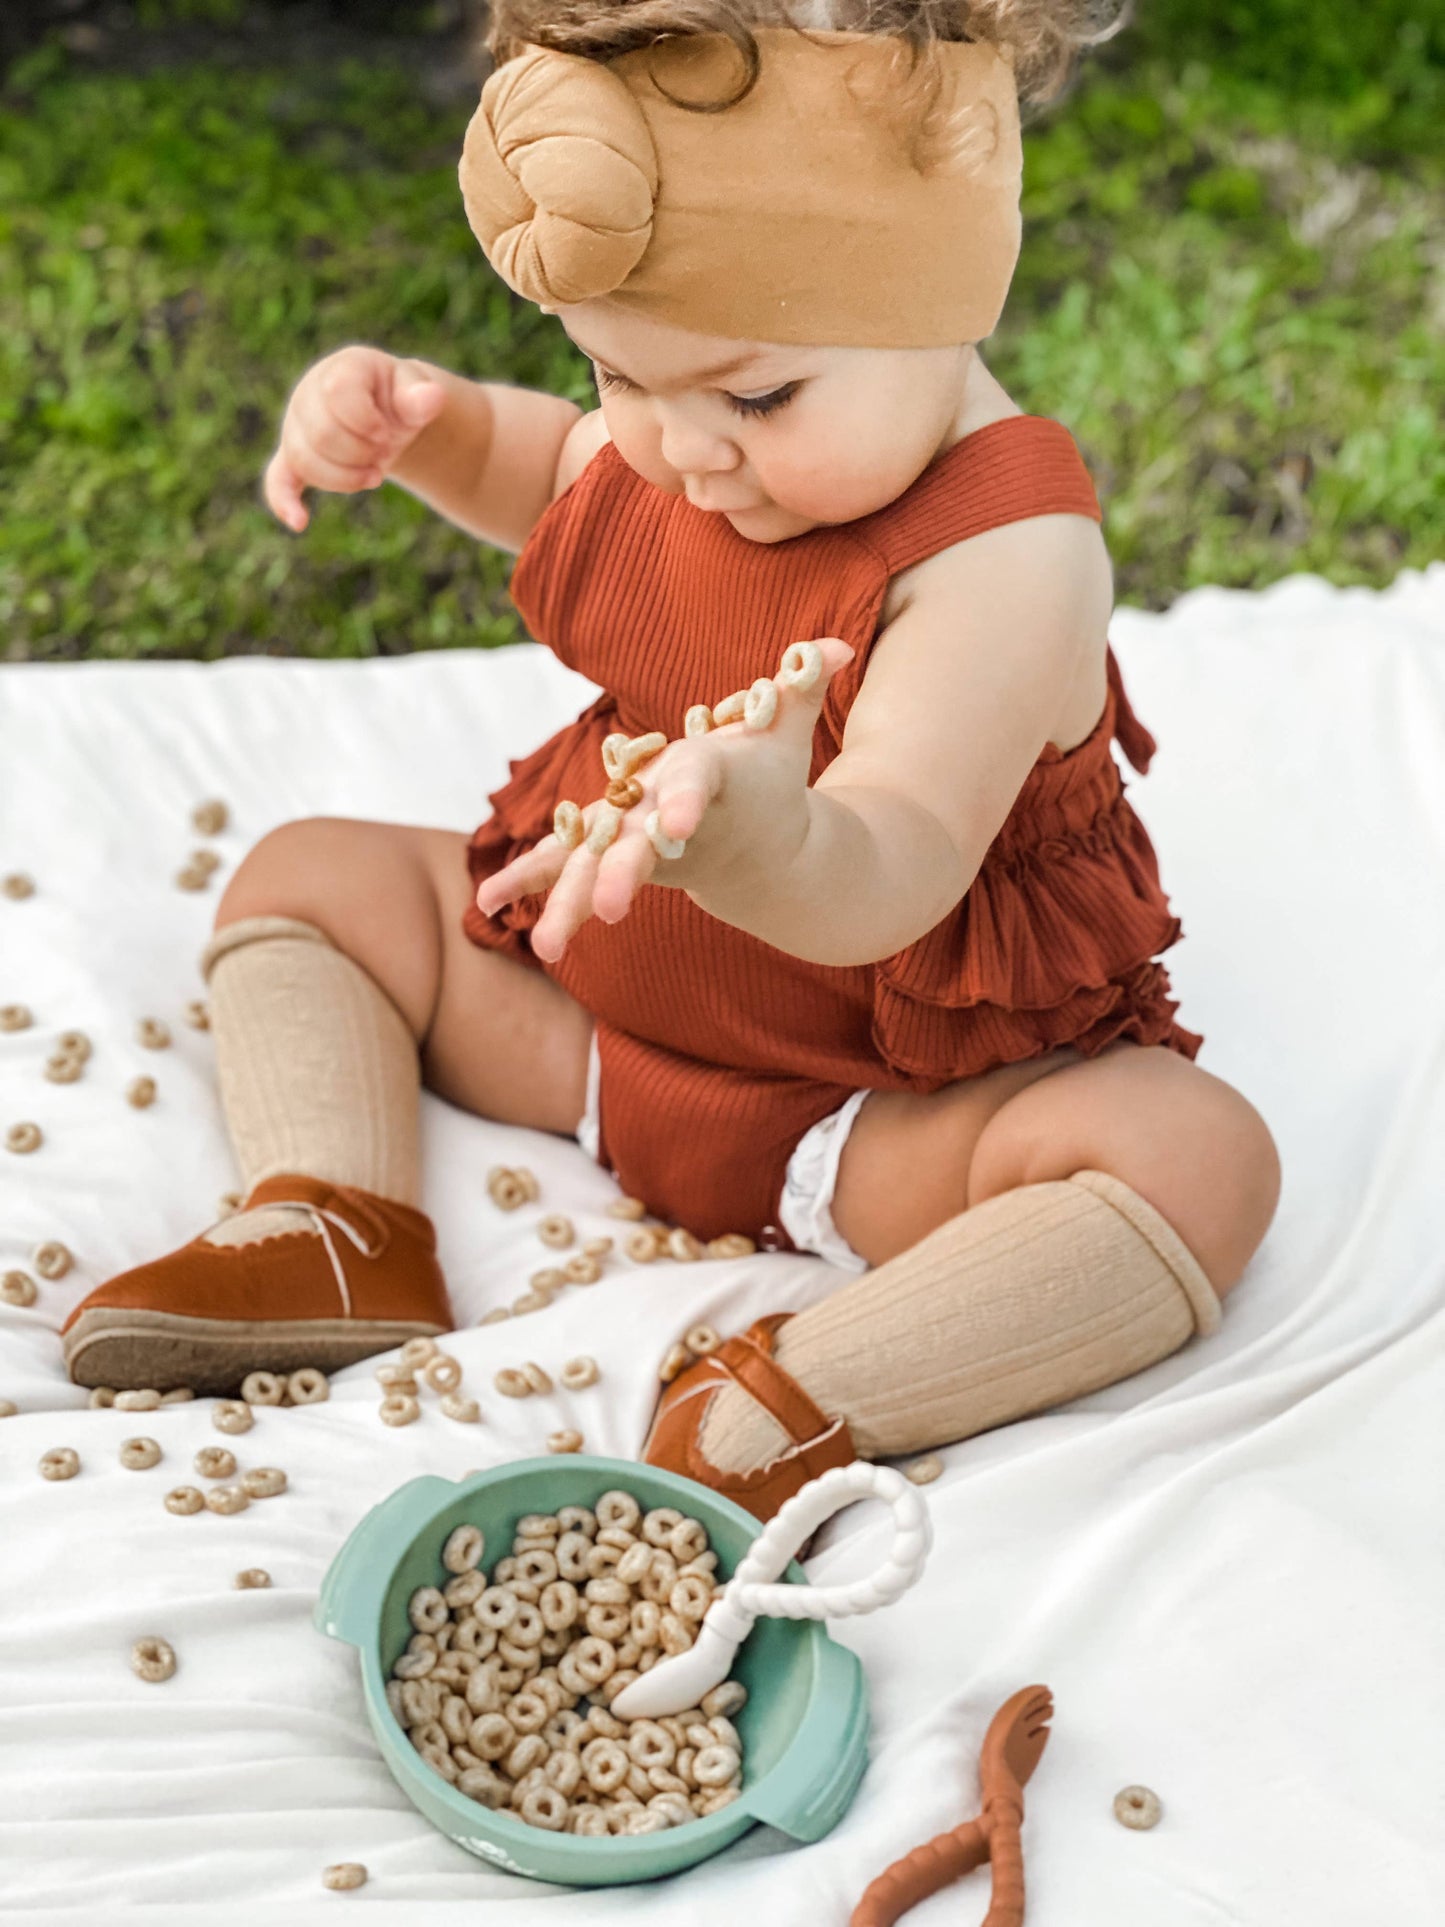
[463,414,1202,1249]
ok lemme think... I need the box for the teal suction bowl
[315,1456,869,1886]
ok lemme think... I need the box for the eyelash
[592,366,800,420]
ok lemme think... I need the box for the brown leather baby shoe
[61,1173,452,1396]
[642,1313,858,1523]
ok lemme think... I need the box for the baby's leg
[689,1041,1281,1483]
[61,816,593,1391]
[204,816,593,1245]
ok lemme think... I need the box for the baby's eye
[593,364,633,393]
[725,383,800,421]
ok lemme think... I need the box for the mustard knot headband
[459,30,1023,349]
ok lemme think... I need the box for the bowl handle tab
[313,1475,459,1647]
[747,1637,869,1844]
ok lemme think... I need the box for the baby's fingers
[263,449,311,531]
[530,845,603,962]
[473,837,568,917]
[593,830,656,924]
[650,745,721,845]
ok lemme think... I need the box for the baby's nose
[658,411,741,479]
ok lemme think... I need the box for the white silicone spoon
[610,1461,933,1722]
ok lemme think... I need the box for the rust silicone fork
[849,1684,1055,1927]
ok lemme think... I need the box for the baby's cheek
[755,444,904,526]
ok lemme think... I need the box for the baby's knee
[216,816,364,930]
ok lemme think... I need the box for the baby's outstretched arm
[262,345,582,555]
[476,515,1107,965]
[693,513,1110,966]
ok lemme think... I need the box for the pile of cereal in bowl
[387,1488,746,1837]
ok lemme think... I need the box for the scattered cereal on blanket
[560,1356,600,1391]
[441,1393,481,1424]
[191,799,229,837]
[160,1387,195,1404]
[175,860,212,891]
[195,1445,237,1479]
[5,1122,42,1154]
[235,1568,272,1589]
[606,1196,647,1221]
[626,1229,661,1264]
[0,1004,33,1031]
[547,1429,584,1454]
[287,1367,330,1405]
[213,1400,254,1435]
[321,1863,367,1892]
[422,1355,462,1395]
[44,1051,84,1083]
[1114,1786,1162,1830]
[399,1337,438,1371]
[706,1233,756,1259]
[184,999,210,1030]
[667,1228,703,1263]
[126,1075,158,1109]
[131,1636,176,1683]
[205,1483,250,1516]
[563,1254,603,1285]
[165,1486,205,1515]
[2,873,35,900]
[379,1393,421,1427]
[2,1271,37,1308]
[905,1455,943,1486]
[0,1399,18,1418]
[521,1362,553,1395]
[478,1306,512,1326]
[684,1326,720,1359]
[538,1214,574,1250]
[40,1447,80,1480]
[34,1241,73,1280]
[217,1191,242,1216]
[512,1291,549,1316]
[486,1166,529,1212]
[115,1388,162,1412]
[242,1467,287,1499]
[119,1437,162,1470]
[494,1368,531,1399]
[658,1343,692,1384]
[136,1017,171,1050]
[240,1371,284,1407]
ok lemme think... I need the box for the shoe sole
[62,1307,446,1397]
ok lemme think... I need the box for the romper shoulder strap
[850,415,1103,577]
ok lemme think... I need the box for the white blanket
[2,567,1442,1925]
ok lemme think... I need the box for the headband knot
[460,46,659,307]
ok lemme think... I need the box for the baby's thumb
[779,636,855,713]
[393,373,446,432]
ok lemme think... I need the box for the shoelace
[203,1200,376,1318]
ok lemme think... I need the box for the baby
[62,2,1279,1520]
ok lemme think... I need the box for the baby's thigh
[829,1048,1084,1267]
[215,816,592,1137]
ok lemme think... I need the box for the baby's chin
[722,501,823,544]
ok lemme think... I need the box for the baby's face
[556,300,973,544]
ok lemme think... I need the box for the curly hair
[483,1,1132,121]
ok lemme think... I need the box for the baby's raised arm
[262,346,583,553]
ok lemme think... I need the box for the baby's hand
[262,346,447,533]
[474,639,856,962]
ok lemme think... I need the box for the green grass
[0,12,1441,661]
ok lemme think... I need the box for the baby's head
[463,2,1118,539]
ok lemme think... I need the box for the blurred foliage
[0,6,1440,660]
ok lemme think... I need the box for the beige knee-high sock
[196,916,421,1249]
[699,1169,1224,1470]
